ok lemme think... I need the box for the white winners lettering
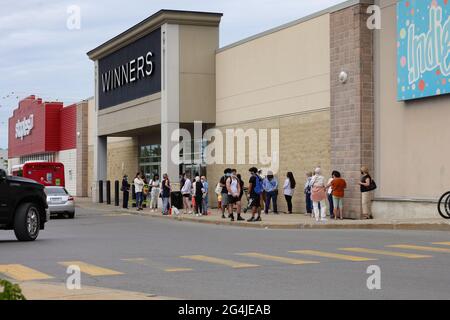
[15,115,34,140]
[407,6,450,85]
[101,51,154,93]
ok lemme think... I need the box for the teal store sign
[397,0,450,101]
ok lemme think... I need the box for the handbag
[366,178,377,192]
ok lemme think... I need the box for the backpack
[253,175,263,195]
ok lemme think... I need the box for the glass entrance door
[139,144,161,181]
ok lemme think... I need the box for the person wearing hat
[121,175,130,209]
[262,170,278,214]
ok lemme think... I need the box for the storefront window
[179,139,207,177]
[139,144,161,181]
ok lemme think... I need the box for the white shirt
[181,178,192,195]
[229,177,239,195]
[134,177,144,193]
[283,178,294,196]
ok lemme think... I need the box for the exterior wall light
[339,71,348,84]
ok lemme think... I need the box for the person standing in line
[237,173,245,209]
[283,172,296,214]
[201,176,209,215]
[181,173,192,214]
[134,172,145,211]
[121,175,130,209]
[263,171,278,214]
[310,168,327,222]
[247,167,263,222]
[141,173,149,209]
[304,172,313,216]
[193,176,204,216]
[329,171,347,220]
[219,168,232,219]
[226,170,244,221]
[161,173,171,215]
[359,166,376,219]
[149,174,160,212]
[326,174,335,219]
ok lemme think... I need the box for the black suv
[0,169,49,241]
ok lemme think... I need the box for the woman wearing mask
[149,174,160,212]
[304,172,313,216]
[193,176,204,216]
[161,174,171,215]
[359,166,375,219]
[283,172,296,214]
[121,175,130,209]
[310,168,327,222]
[134,173,145,211]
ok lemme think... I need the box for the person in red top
[329,171,347,220]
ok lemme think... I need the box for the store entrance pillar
[93,135,107,202]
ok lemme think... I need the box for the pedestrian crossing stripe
[387,244,450,253]
[339,248,432,259]
[180,255,259,268]
[431,242,450,246]
[236,253,319,265]
[289,250,377,262]
[0,264,53,281]
[122,258,193,272]
[59,261,123,276]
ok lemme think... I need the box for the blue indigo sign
[397,0,450,101]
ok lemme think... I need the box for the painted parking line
[236,253,319,265]
[431,242,450,246]
[59,261,123,276]
[121,258,193,272]
[180,255,259,269]
[387,244,450,253]
[0,264,53,281]
[339,247,432,259]
[289,250,377,262]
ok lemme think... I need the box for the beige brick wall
[207,110,331,213]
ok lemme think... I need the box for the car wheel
[14,203,40,241]
[67,212,75,219]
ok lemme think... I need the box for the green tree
[0,279,26,300]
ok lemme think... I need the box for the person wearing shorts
[247,167,262,222]
[226,170,244,221]
[220,168,232,218]
[329,171,347,220]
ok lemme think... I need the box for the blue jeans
[202,197,209,214]
[136,192,143,208]
[265,191,278,213]
[328,193,334,218]
[162,197,170,214]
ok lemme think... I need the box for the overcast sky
[0,0,344,149]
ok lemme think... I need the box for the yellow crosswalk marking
[387,245,450,253]
[59,261,123,276]
[180,255,259,268]
[0,264,53,281]
[339,248,432,259]
[236,253,319,265]
[289,250,376,262]
[122,258,193,272]
[432,242,450,246]
[164,268,194,272]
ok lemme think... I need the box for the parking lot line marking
[339,248,432,259]
[289,250,377,262]
[122,258,193,272]
[431,242,450,246]
[236,253,319,265]
[0,264,53,281]
[387,244,450,253]
[180,255,259,268]
[59,261,123,276]
[164,268,194,272]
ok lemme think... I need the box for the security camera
[339,71,348,84]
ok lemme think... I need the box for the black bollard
[114,180,120,206]
[106,180,111,205]
[98,180,104,203]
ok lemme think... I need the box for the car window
[45,188,68,195]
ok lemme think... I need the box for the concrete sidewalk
[19,281,177,300]
[75,197,450,231]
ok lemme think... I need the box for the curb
[76,204,450,232]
